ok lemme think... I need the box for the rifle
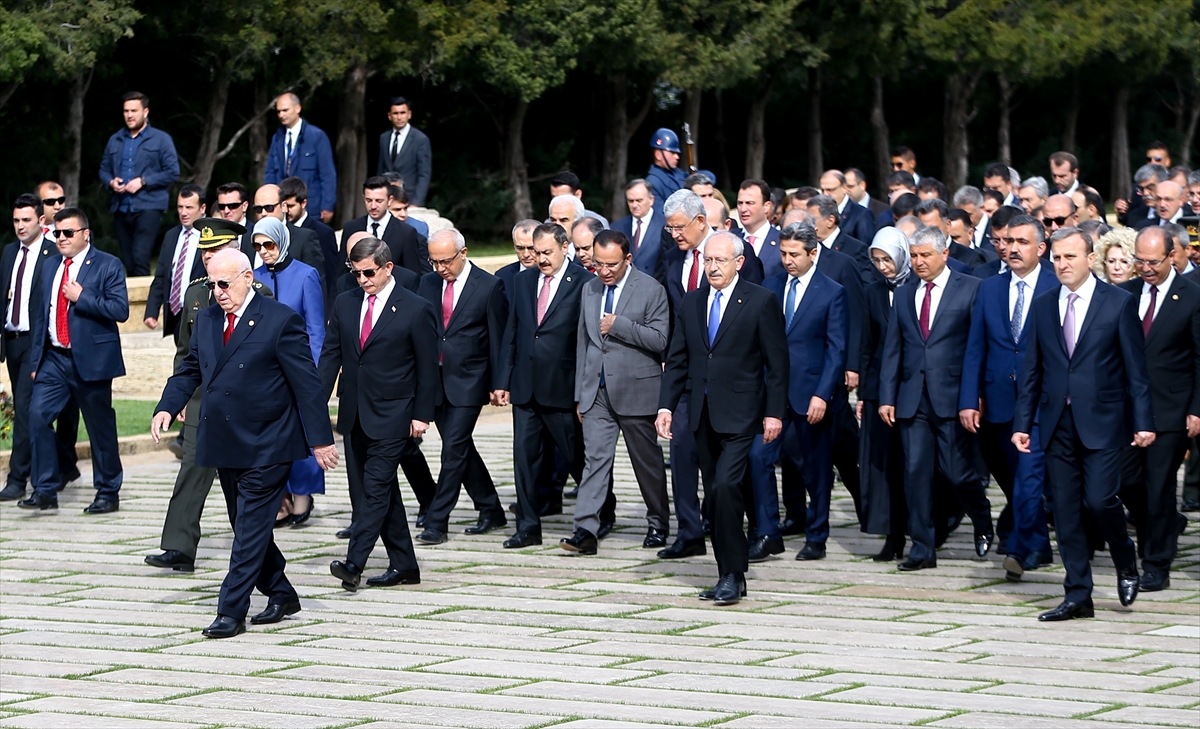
[682,123,697,173]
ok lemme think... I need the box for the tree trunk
[996,73,1013,166]
[602,73,630,221]
[249,74,270,184]
[335,64,371,227]
[190,67,232,191]
[942,71,980,191]
[807,66,823,184]
[503,99,532,221]
[1109,82,1131,202]
[1062,74,1079,154]
[683,87,701,169]
[58,70,92,205]
[869,75,890,199]
[744,75,775,180]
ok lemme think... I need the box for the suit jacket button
[225,390,231,395]
[226,415,230,420]
[708,353,713,358]
[1009,374,1015,380]
[206,388,212,394]
[239,363,244,368]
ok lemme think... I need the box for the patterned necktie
[1142,285,1158,337]
[1064,292,1079,358]
[633,218,642,253]
[708,290,722,347]
[785,277,799,329]
[1011,280,1026,343]
[536,274,552,325]
[223,312,235,346]
[360,294,376,349]
[285,131,294,175]
[687,249,701,292]
[170,229,190,316]
[11,246,28,328]
[919,281,934,341]
[56,257,73,347]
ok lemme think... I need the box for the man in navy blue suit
[879,226,995,571]
[280,177,339,296]
[611,179,664,274]
[264,94,337,223]
[20,208,129,514]
[736,180,783,278]
[495,220,541,304]
[153,248,338,638]
[747,221,847,562]
[820,170,876,244]
[1014,227,1155,621]
[960,215,1057,581]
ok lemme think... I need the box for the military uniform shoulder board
[190,275,208,286]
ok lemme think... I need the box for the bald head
[780,208,812,228]
[344,230,371,257]
[275,93,302,128]
[703,198,729,231]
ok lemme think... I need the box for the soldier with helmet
[647,128,687,214]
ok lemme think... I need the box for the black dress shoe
[1003,555,1024,582]
[274,514,291,528]
[713,573,747,606]
[796,542,826,561]
[974,531,994,558]
[995,540,1007,555]
[330,560,362,592]
[415,528,447,545]
[748,535,785,563]
[1178,513,1189,535]
[367,568,421,587]
[83,497,118,514]
[289,502,313,527]
[0,483,26,501]
[539,501,564,517]
[1117,566,1140,606]
[202,615,246,638]
[503,530,542,548]
[898,557,937,571]
[873,536,905,562]
[145,550,195,572]
[336,526,353,539]
[702,518,712,537]
[596,521,614,539]
[464,513,507,535]
[1022,550,1053,571]
[1038,598,1095,621]
[1139,571,1170,592]
[657,538,706,559]
[559,528,598,555]
[168,436,185,459]
[778,517,804,536]
[17,493,58,510]
[642,528,668,549]
[415,512,427,528]
[1180,498,1200,513]
[698,584,718,600]
[250,599,301,625]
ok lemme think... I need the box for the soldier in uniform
[647,129,687,215]
[144,219,273,572]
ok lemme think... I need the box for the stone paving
[1,410,1197,728]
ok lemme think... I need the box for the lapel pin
[1173,294,1179,300]
[248,320,255,326]
[392,306,397,312]
[85,260,92,265]
[566,276,572,282]
[42,250,48,255]
[738,299,742,304]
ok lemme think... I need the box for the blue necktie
[1011,280,1025,343]
[285,131,294,174]
[708,290,722,347]
[599,285,615,387]
[785,277,799,329]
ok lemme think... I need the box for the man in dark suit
[879,226,995,571]
[145,186,208,341]
[244,185,327,295]
[376,96,431,207]
[496,223,592,547]
[960,216,1058,581]
[820,170,876,244]
[263,93,336,223]
[19,208,128,514]
[280,177,340,297]
[414,230,509,543]
[611,179,664,274]
[806,194,880,287]
[153,248,337,638]
[736,179,783,278]
[952,186,997,255]
[342,176,430,277]
[1014,227,1155,620]
[1117,227,1200,592]
[495,220,540,304]
[319,237,436,591]
[916,198,987,272]
[657,231,788,605]
[972,206,1023,280]
[748,221,847,562]
[845,168,890,221]
[0,196,79,503]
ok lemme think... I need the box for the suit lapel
[1074,280,1105,351]
[538,267,579,327]
[789,275,822,334]
[927,273,961,340]
[1146,275,1186,346]
[214,294,264,375]
[71,247,98,288]
[446,272,481,334]
[362,286,399,351]
[710,280,748,350]
[613,271,637,319]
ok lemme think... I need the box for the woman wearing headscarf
[252,216,326,527]
[859,227,911,561]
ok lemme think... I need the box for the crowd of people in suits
[4,95,1199,636]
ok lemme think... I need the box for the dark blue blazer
[612,214,665,274]
[959,263,1058,423]
[947,256,972,275]
[879,269,981,420]
[814,246,865,376]
[156,294,334,468]
[300,215,340,289]
[744,226,784,279]
[419,267,508,408]
[1014,279,1155,451]
[876,209,896,229]
[30,247,129,382]
[264,123,337,214]
[841,200,877,245]
[98,124,179,212]
[765,270,848,412]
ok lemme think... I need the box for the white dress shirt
[631,210,654,249]
[367,211,393,239]
[707,274,739,327]
[821,227,841,250]
[913,264,953,329]
[359,276,397,333]
[294,211,309,228]
[1138,267,1174,321]
[443,260,472,312]
[171,226,199,283]
[1003,192,1016,207]
[600,265,630,321]
[225,289,257,338]
[680,230,715,293]
[48,244,90,348]
[6,241,38,332]
[1160,208,1184,225]
[1058,272,1098,344]
[856,193,873,209]
[746,222,772,256]
[388,124,412,160]
[1008,263,1042,333]
[783,263,817,321]
[973,214,990,249]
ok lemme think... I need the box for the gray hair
[511,219,540,240]
[1188,170,1200,187]
[820,169,847,185]
[1078,219,1111,245]
[779,221,819,252]
[430,228,466,252]
[806,194,839,222]
[953,185,984,208]
[549,194,585,221]
[1019,176,1050,199]
[780,208,813,227]
[894,215,926,239]
[1134,164,1169,184]
[684,172,714,188]
[1009,167,1021,188]
[210,248,252,274]
[663,189,705,220]
[1159,222,1185,253]
[707,231,744,258]
[349,236,392,267]
[572,216,604,237]
[910,225,947,253]
[1049,226,1090,253]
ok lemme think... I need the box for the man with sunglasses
[21,208,128,514]
[1041,195,1079,251]
[34,182,66,239]
[244,184,326,296]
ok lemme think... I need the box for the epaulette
[189,276,209,286]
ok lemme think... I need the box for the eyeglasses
[891,162,905,169]
[1133,257,1167,268]
[704,256,734,266]
[41,196,66,207]
[204,279,234,291]
[1147,156,1164,163]
[428,250,463,268]
[252,240,279,251]
[592,260,624,271]
[251,204,278,215]
[351,268,379,279]
[216,201,245,211]
[664,216,697,234]
[1042,216,1070,227]
[53,228,87,239]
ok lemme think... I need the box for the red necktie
[632,218,642,253]
[687,250,700,292]
[56,258,73,347]
[536,274,552,325]
[223,313,235,345]
[11,246,28,328]
[1142,285,1157,337]
[360,294,376,349]
[442,279,455,329]
[919,281,934,341]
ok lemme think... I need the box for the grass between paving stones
[1146,677,1194,692]
[1074,702,1130,719]
[912,711,965,726]
[697,712,752,727]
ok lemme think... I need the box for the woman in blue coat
[252,217,326,526]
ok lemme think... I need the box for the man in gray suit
[561,230,672,555]
[376,96,432,207]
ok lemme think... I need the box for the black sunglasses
[53,228,87,239]
[251,204,278,215]
[351,268,379,279]
[41,196,66,207]
[203,279,234,291]
[252,240,279,251]
[1043,216,1069,227]
[216,201,245,210]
